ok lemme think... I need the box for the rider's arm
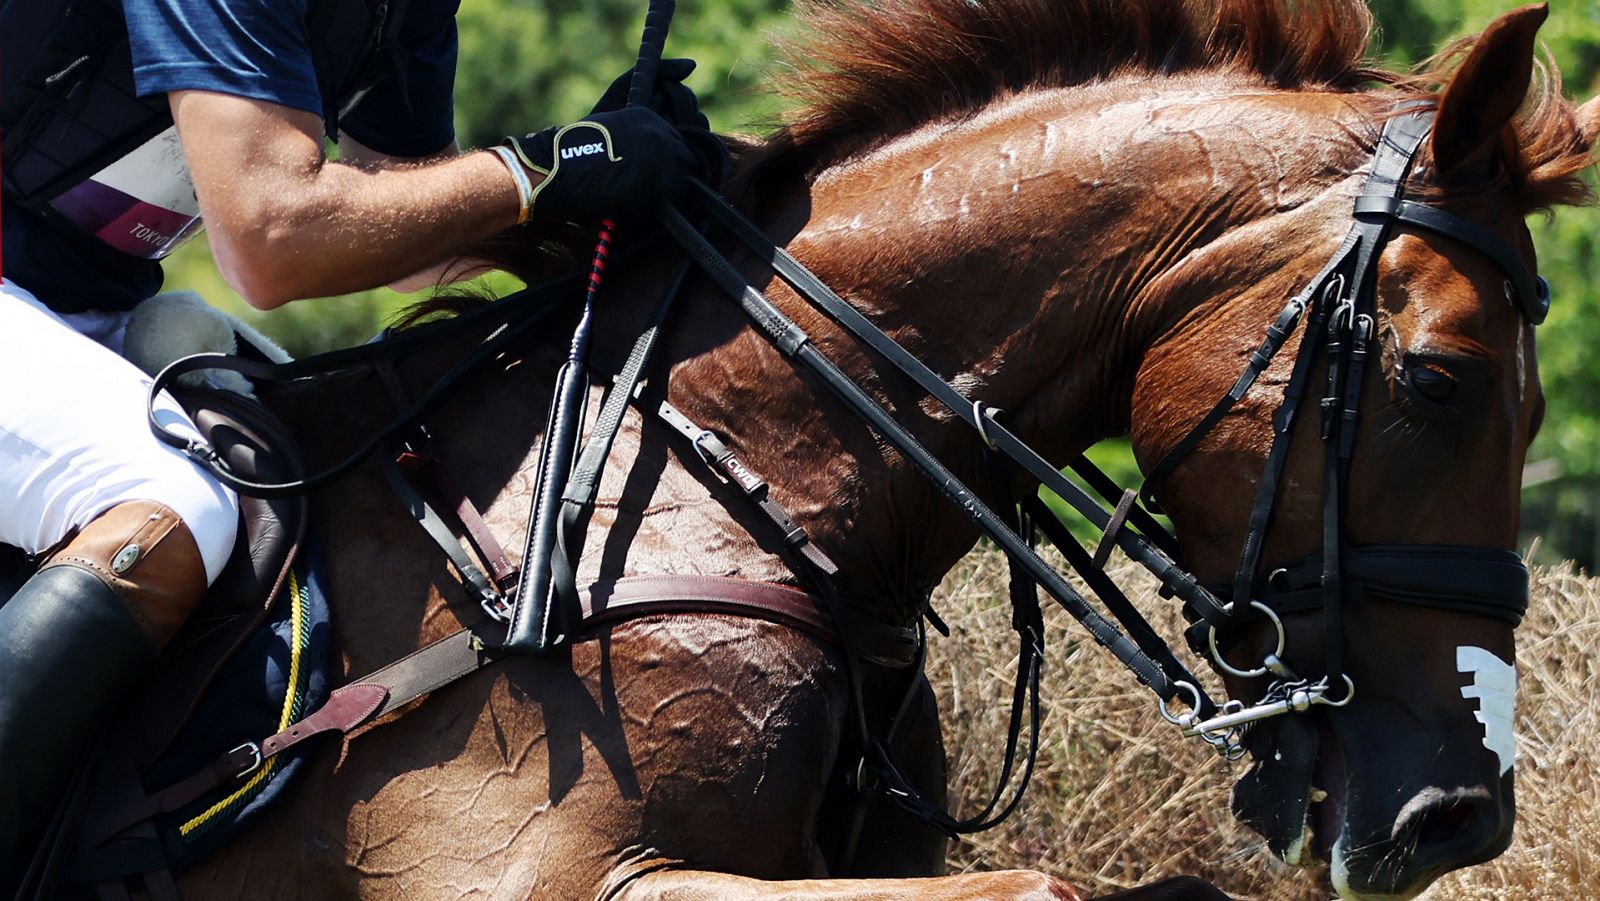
[170,89,534,310]
[336,134,499,295]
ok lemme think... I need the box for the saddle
[15,386,315,900]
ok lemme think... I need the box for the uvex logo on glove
[514,122,622,190]
[562,142,609,160]
[503,106,702,225]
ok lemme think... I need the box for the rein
[647,109,1536,771]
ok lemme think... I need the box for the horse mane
[769,0,1593,212]
[769,0,1380,168]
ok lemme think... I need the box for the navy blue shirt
[2,0,459,311]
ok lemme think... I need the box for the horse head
[1130,6,1598,896]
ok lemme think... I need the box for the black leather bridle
[649,105,1540,774]
[1141,109,1537,711]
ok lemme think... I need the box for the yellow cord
[179,568,307,837]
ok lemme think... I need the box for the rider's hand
[507,106,720,225]
[587,58,731,191]
[590,58,709,131]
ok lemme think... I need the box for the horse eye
[1407,365,1457,404]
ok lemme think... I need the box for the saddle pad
[140,542,333,868]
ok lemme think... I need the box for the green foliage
[451,0,792,149]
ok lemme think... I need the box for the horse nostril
[1411,797,1476,847]
[1393,787,1508,877]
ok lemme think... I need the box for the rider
[0,0,718,873]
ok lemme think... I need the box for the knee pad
[39,500,208,649]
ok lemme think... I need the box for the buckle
[689,430,722,464]
[480,589,513,624]
[229,742,263,780]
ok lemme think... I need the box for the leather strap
[660,199,1202,710]
[89,573,910,846]
[1354,195,1549,324]
[582,575,916,668]
[650,397,842,578]
[684,180,1228,628]
[383,456,506,614]
[1228,545,1529,626]
[391,446,519,590]
[145,264,590,498]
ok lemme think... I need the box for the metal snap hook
[1207,600,1287,679]
[1158,680,1203,729]
[1312,674,1357,708]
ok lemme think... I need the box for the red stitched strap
[258,682,388,758]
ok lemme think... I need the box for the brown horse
[174,1,1596,898]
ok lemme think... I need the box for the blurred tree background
[163,0,1600,567]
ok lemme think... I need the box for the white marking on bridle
[1457,645,1517,777]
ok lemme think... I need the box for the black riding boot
[0,566,155,878]
[0,501,208,881]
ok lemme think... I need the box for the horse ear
[1432,3,1549,179]
[1575,96,1600,151]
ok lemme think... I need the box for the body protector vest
[0,0,408,261]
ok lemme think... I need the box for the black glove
[588,57,731,191]
[508,106,702,225]
[590,58,709,131]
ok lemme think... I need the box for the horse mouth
[1236,717,1448,901]
[1233,715,1365,884]
[1295,722,1346,867]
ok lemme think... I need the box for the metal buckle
[480,590,513,624]
[689,430,722,465]
[229,742,263,780]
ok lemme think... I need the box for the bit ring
[1208,600,1287,678]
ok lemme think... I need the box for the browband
[1354,195,1549,324]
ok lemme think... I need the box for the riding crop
[505,0,676,652]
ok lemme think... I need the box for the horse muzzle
[1331,782,1514,900]
[1231,681,1516,900]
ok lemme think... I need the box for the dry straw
[928,548,1599,899]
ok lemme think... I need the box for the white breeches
[0,279,237,583]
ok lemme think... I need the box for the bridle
[1143,108,1538,740]
[652,106,1540,768]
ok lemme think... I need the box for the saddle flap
[134,387,309,756]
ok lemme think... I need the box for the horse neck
[672,79,1381,617]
